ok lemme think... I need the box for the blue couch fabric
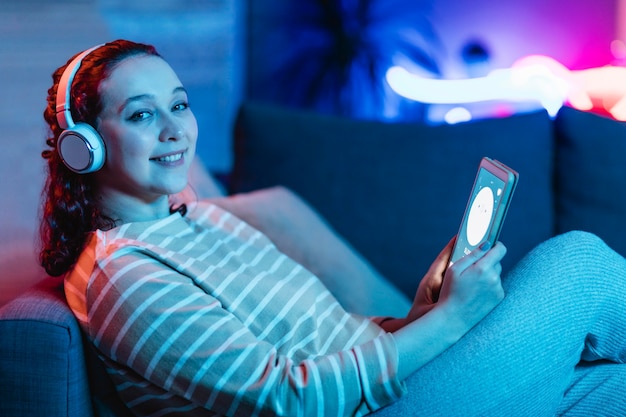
[0,277,94,417]
[555,106,626,258]
[0,277,133,417]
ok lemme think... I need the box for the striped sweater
[65,201,406,416]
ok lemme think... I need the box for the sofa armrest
[0,277,136,417]
[0,277,94,417]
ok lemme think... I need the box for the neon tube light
[386,63,569,117]
[386,55,626,121]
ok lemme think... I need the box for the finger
[494,262,502,276]
[451,240,492,272]
[480,241,507,265]
[448,241,508,281]
[428,236,458,277]
[436,236,456,262]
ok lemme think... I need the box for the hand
[407,238,506,328]
[393,239,506,381]
[437,240,506,332]
[406,237,456,323]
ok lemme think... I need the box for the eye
[172,101,190,112]
[128,110,152,122]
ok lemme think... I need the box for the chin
[170,183,190,195]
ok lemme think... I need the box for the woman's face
[94,54,198,208]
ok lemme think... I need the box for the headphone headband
[55,44,104,130]
[54,44,106,174]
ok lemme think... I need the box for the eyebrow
[119,86,188,112]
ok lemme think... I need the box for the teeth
[154,153,183,162]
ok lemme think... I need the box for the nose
[159,114,185,142]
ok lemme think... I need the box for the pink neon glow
[513,55,626,121]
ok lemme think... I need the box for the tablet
[449,157,519,266]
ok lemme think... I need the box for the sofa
[1,101,625,416]
[230,102,626,296]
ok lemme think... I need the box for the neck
[98,192,173,226]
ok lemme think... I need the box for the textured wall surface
[0,0,111,306]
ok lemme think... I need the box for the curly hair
[40,39,160,276]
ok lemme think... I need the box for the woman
[40,39,626,416]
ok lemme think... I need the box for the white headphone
[55,44,105,174]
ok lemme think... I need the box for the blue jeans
[373,231,626,416]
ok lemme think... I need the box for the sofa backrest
[554,106,626,258]
[230,102,556,296]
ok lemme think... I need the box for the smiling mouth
[151,152,184,163]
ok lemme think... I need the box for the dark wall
[245,0,616,120]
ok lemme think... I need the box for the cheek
[187,113,199,143]
[119,136,148,154]
[100,126,149,167]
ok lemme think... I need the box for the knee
[518,231,607,267]
[548,230,607,252]
[535,230,617,266]
[551,230,606,249]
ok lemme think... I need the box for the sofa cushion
[230,102,555,296]
[554,106,626,257]
[209,187,412,317]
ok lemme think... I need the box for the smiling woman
[38,39,626,417]
[40,40,197,277]
[93,55,197,223]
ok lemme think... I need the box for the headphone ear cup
[57,122,106,174]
